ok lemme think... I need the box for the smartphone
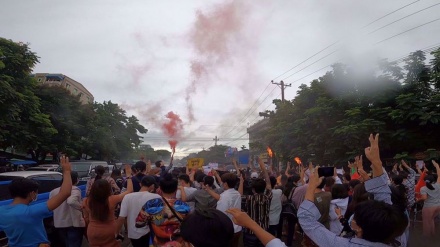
[416,160,424,170]
[318,167,334,177]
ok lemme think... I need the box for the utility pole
[213,136,219,146]
[271,80,291,101]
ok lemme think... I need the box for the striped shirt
[244,189,273,234]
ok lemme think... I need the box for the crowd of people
[0,133,439,247]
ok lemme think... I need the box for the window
[37,78,42,82]
[74,88,78,94]
[79,93,83,98]
[66,84,70,89]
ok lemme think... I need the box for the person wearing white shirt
[206,172,244,247]
[116,175,160,247]
[268,177,282,236]
[176,174,197,212]
[49,171,85,247]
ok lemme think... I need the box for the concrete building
[33,73,94,104]
[247,118,270,157]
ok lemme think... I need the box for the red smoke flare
[162,111,183,153]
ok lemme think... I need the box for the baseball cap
[251,172,258,179]
[141,175,157,187]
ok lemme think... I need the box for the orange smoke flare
[294,157,302,165]
[267,147,273,158]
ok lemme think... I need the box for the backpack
[135,197,191,247]
[281,186,298,217]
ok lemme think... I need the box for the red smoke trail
[185,1,247,122]
[162,111,183,153]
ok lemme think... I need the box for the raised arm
[432,160,440,184]
[205,185,220,201]
[365,133,383,178]
[232,158,241,176]
[238,173,244,195]
[259,158,271,191]
[285,162,291,176]
[401,160,416,176]
[47,156,72,211]
[227,208,284,246]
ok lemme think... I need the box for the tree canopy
[254,47,440,165]
[0,38,148,162]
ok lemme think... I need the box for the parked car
[26,166,58,172]
[57,160,110,180]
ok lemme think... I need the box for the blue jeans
[57,227,85,247]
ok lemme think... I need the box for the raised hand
[60,156,72,173]
[226,208,253,228]
[432,160,439,169]
[309,166,324,189]
[124,164,132,176]
[358,169,370,181]
[365,133,383,177]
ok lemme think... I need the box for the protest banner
[187,158,204,169]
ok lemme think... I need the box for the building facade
[247,118,270,157]
[33,73,94,104]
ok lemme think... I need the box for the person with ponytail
[82,165,133,246]
[419,160,440,237]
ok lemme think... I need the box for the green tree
[0,38,57,154]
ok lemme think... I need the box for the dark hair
[349,179,361,189]
[203,176,214,187]
[195,171,206,183]
[71,171,79,185]
[88,179,111,222]
[331,184,348,199]
[221,173,238,189]
[111,169,121,178]
[95,165,106,180]
[392,175,404,186]
[343,173,351,182]
[389,185,407,213]
[399,171,409,180]
[345,183,371,219]
[160,173,178,194]
[9,178,39,199]
[155,160,162,168]
[180,208,234,247]
[269,176,277,189]
[252,178,266,193]
[324,177,335,188]
[281,174,288,182]
[425,175,436,190]
[287,169,296,176]
[290,174,301,184]
[178,174,191,184]
[354,200,408,243]
[135,161,147,172]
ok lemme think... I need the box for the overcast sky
[1,0,440,157]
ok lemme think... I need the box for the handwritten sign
[187,158,204,169]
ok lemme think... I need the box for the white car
[26,166,58,172]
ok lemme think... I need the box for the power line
[273,0,423,82]
[282,49,339,81]
[222,86,278,139]
[366,2,440,35]
[225,94,281,146]
[221,83,273,138]
[272,41,340,81]
[375,17,440,44]
[362,0,421,28]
